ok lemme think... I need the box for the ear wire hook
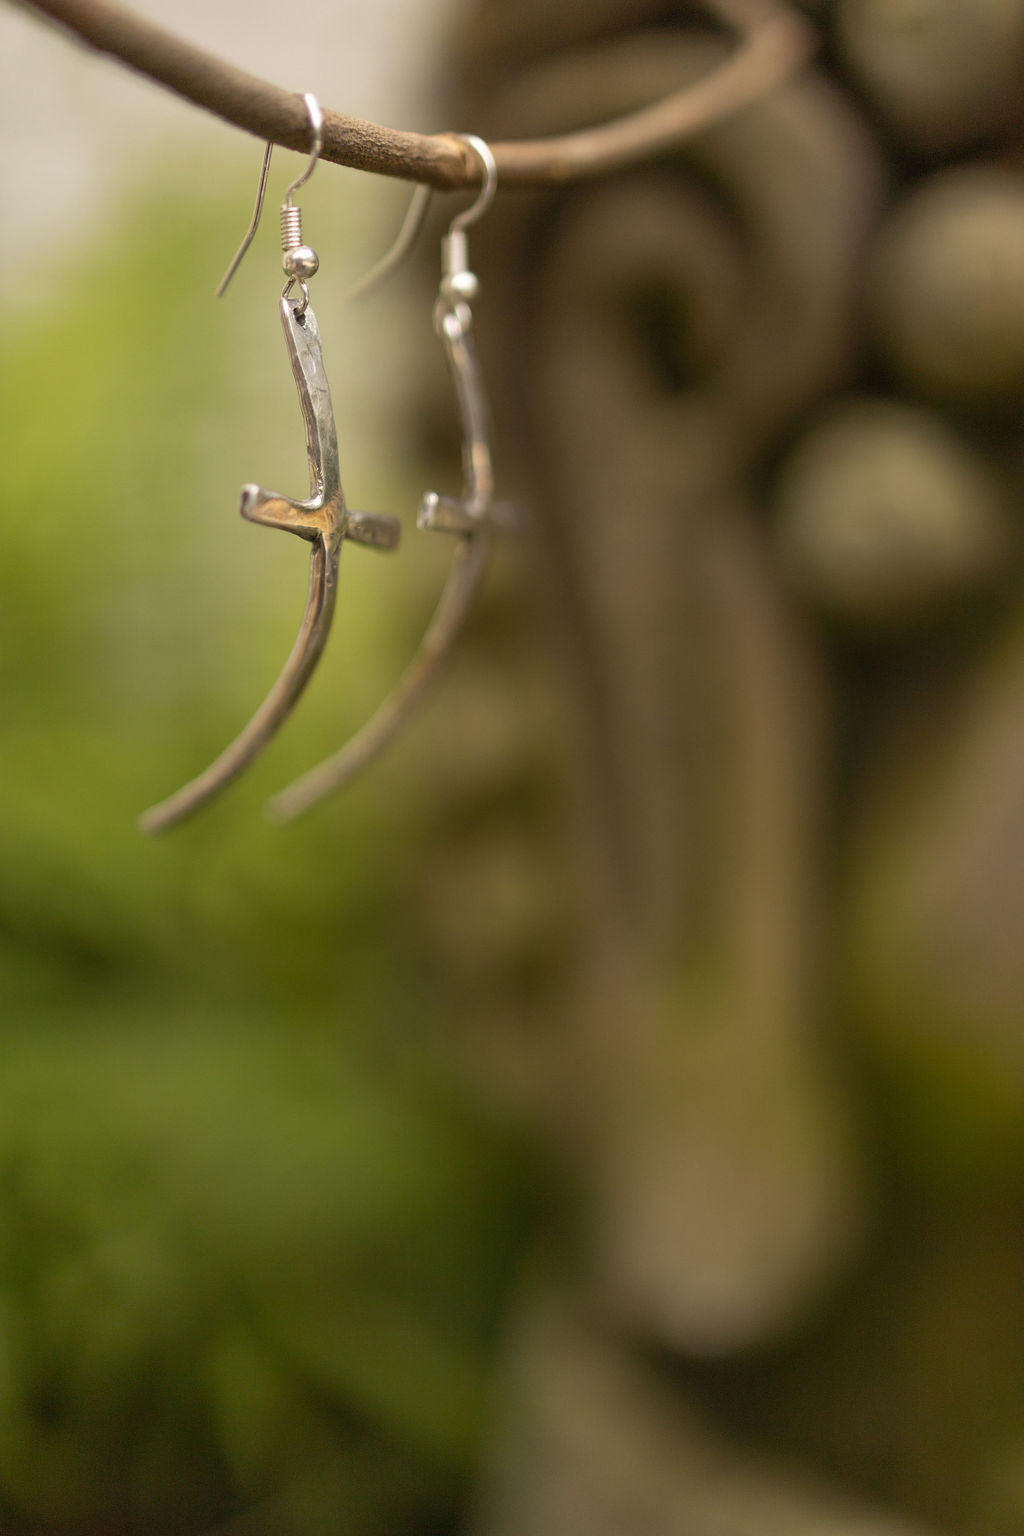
[348,133,496,306]
[215,92,324,299]
[449,133,498,231]
[347,182,434,304]
[278,94,324,317]
[267,133,523,824]
[216,141,273,298]
[282,93,324,203]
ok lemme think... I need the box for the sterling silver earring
[140,94,401,835]
[269,134,521,822]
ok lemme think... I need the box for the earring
[140,94,401,835]
[268,134,521,823]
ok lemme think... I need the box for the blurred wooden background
[427,3,1024,1532]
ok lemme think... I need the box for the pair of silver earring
[140,98,512,834]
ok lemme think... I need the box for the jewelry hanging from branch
[139,95,401,834]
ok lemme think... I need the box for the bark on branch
[15,0,814,189]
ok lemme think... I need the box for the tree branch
[15,0,814,189]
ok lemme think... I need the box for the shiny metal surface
[139,295,399,834]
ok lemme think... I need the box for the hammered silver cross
[140,296,400,834]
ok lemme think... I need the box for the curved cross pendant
[140,296,400,834]
[267,296,522,823]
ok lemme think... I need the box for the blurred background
[3,1,1024,1533]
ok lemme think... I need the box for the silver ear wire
[348,134,496,305]
[348,182,434,304]
[440,134,497,306]
[216,140,273,297]
[279,94,325,315]
[448,134,498,230]
[216,92,323,300]
[282,93,323,203]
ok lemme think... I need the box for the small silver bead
[283,245,319,280]
[442,268,480,302]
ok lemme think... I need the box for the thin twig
[15,0,813,188]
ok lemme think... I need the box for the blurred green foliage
[0,178,534,1533]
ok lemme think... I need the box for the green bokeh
[0,174,532,1534]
